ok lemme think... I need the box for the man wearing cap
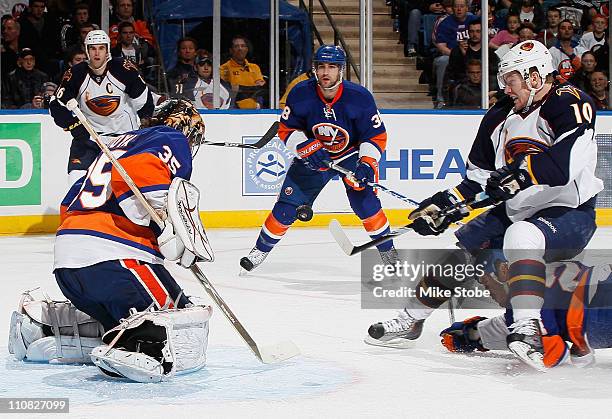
[2,47,49,108]
[187,53,231,109]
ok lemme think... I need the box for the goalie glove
[485,157,532,203]
[440,316,488,353]
[157,222,196,268]
[408,190,468,236]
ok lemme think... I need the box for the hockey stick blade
[258,341,301,364]
[329,219,358,256]
[202,121,279,149]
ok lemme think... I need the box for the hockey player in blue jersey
[240,45,397,272]
[366,41,602,371]
[9,100,213,382]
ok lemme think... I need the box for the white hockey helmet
[84,29,111,63]
[497,40,554,90]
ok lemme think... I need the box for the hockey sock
[255,202,296,252]
[361,209,393,252]
[508,259,546,321]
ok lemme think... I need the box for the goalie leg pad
[91,305,212,383]
[8,290,104,363]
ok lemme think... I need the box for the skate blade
[364,335,417,349]
[258,340,301,363]
[508,341,547,372]
[238,268,249,277]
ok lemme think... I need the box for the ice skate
[240,247,269,273]
[365,309,424,348]
[506,318,547,371]
[379,246,399,267]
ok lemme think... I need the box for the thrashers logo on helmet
[520,42,535,51]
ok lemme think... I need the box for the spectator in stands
[21,80,55,109]
[445,20,481,94]
[509,0,544,32]
[538,6,561,48]
[570,50,597,91]
[556,0,587,31]
[578,14,607,51]
[591,43,608,74]
[518,22,537,41]
[1,18,20,78]
[60,3,95,54]
[2,47,48,108]
[18,0,61,78]
[452,59,482,107]
[109,0,154,48]
[68,49,86,67]
[166,37,198,98]
[221,34,266,109]
[188,53,231,109]
[432,0,477,108]
[111,21,150,70]
[549,19,586,81]
[403,0,447,57]
[486,0,502,40]
[489,14,520,50]
[588,70,609,109]
[65,21,95,60]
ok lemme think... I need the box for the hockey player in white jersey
[49,29,154,181]
[366,40,602,371]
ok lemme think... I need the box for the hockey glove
[352,156,378,190]
[440,316,488,353]
[67,120,90,142]
[296,138,331,171]
[485,157,532,203]
[158,222,196,268]
[408,190,468,236]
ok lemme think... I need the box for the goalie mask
[152,99,206,156]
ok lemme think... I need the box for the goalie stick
[65,99,299,364]
[328,161,420,207]
[202,121,279,149]
[329,191,490,256]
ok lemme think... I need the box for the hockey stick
[329,191,490,256]
[201,121,279,149]
[65,99,299,364]
[328,161,420,207]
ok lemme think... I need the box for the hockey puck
[296,205,313,222]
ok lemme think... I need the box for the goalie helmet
[312,45,346,90]
[497,40,554,90]
[152,99,206,155]
[84,29,111,64]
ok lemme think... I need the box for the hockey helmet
[312,45,346,90]
[152,99,206,155]
[84,29,111,64]
[497,40,554,90]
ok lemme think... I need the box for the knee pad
[272,201,298,225]
[503,221,546,263]
[91,305,212,383]
[8,290,104,363]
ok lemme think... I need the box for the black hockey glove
[67,120,89,142]
[408,190,468,236]
[485,158,532,203]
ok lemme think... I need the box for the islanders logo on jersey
[312,123,350,154]
[504,137,549,163]
[85,95,121,116]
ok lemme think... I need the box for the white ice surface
[2,227,612,418]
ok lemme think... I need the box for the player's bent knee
[503,221,546,263]
[90,304,213,383]
[8,290,104,363]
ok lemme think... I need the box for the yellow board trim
[2,208,612,235]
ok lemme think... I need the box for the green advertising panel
[0,123,41,206]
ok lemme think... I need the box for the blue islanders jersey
[278,78,387,161]
[54,125,192,269]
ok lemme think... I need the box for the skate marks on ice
[364,342,612,400]
[1,346,351,404]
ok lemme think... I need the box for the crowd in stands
[391,0,610,109]
[0,0,269,110]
